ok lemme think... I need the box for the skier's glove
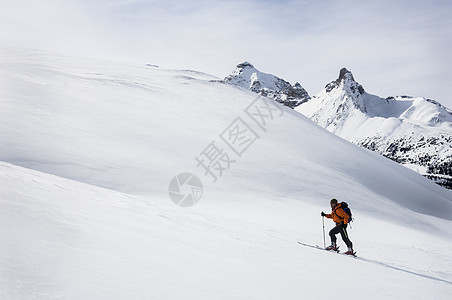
[321,212,326,217]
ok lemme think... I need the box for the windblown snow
[1,48,451,299]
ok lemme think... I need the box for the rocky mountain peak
[325,67,365,95]
[223,62,310,108]
[338,67,355,82]
[236,61,254,69]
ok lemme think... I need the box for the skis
[298,241,357,257]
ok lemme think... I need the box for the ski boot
[344,247,355,256]
[325,243,338,251]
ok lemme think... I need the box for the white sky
[2,0,452,107]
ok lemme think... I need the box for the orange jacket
[325,203,349,225]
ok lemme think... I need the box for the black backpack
[341,202,353,223]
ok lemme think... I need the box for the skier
[321,198,354,255]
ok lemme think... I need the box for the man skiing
[321,198,354,255]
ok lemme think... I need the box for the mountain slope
[1,48,452,298]
[222,62,310,108]
[296,68,452,189]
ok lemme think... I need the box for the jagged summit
[223,62,310,108]
[338,67,355,82]
[236,61,254,69]
[325,67,365,95]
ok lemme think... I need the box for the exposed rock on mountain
[222,62,310,108]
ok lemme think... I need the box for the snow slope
[1,48,452,299]
[1,162,452,299]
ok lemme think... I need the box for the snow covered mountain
[295,68,452,190]
[1,48,452,299]
[222,62,310,108]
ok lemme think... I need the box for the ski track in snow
[356,256,452,285]
[298,241,452,285]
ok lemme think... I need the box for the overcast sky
[2,0,452,107]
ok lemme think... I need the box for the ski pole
[322,216,326,248]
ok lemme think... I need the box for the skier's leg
[329,224,341,245]
[340,224,353,249]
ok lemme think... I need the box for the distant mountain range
[224,63,452,189]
